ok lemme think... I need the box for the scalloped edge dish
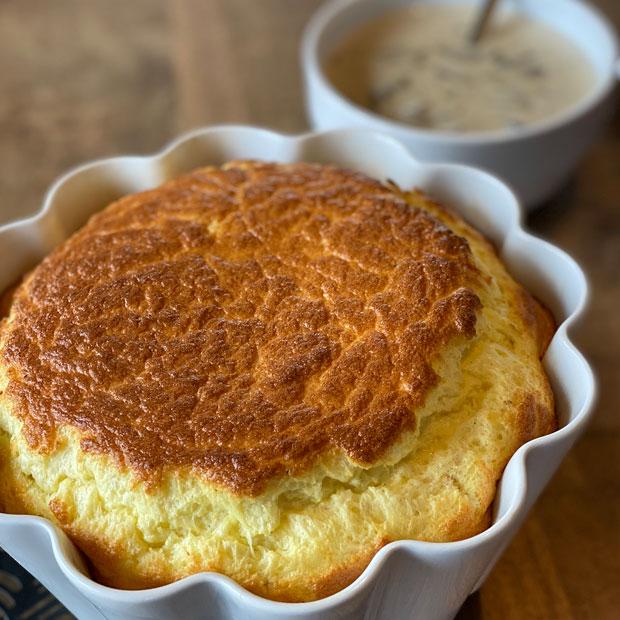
[0,126,595,620]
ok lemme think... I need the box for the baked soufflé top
[2,161,483,495]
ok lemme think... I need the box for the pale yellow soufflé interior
[0,161,555,602]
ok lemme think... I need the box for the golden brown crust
[1,162,483,495]
[517,392,557,444]
[517,288,556,358]
[308,542,386,601]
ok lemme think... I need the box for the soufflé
[0,161,555,601]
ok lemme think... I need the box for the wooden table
[0,1,618,618]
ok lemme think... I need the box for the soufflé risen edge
[0,161,555,602]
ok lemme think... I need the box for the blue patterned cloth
[0,550,73,620]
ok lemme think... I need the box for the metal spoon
[468,0,500,44]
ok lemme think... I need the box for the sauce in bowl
[325,4,597,133]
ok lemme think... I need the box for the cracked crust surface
[1,162,482,494]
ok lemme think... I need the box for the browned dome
[2,161,483,495]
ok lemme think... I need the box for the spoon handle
[468,0,500,44]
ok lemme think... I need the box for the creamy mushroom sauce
[325,4,597,133]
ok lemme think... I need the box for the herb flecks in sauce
[326,5,596,133]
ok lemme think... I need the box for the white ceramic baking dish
[302,0,620,209]
[0,126,594,620]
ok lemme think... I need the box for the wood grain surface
[0,1,618,618]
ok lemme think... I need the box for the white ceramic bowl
[302,0,620,209]
[0,126,594,620]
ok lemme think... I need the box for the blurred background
[0,1,618,619]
